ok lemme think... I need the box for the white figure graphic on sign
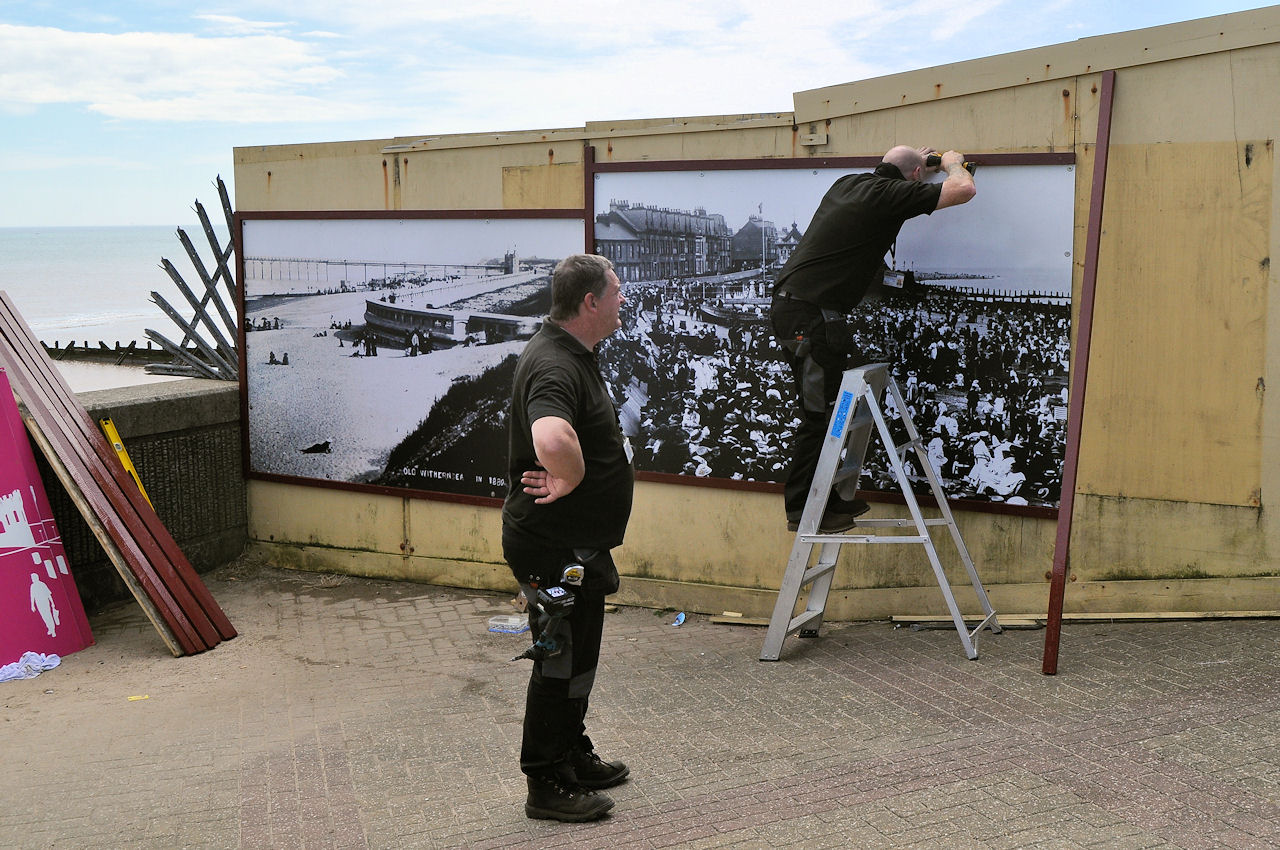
[0,488,36,550]
[30,573,60,637]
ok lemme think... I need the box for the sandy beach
[245,288,525,483]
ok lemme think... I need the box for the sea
[0,225,230,392]
[0,226,1072,393]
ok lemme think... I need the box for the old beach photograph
[240,215,584,500]
[592,164,1074,508]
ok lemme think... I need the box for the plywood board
[1077,141,1271,506]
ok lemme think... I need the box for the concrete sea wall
[38,379,246,613]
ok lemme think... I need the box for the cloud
[0,2,1025,132]
[194,14,294,36]
[0,24,358,123]
[928,0,1008,42]
[355,1,907,134]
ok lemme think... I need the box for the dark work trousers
[770,295,857,517]
[505,546,617,781]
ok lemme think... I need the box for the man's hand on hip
[521,467,577,504]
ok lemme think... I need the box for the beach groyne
[43,339,164,365]
[32,379,246,612]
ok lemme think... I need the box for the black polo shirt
[776,167,942,312]
[502,320,634,552]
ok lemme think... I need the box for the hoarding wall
[233,8,1280,618]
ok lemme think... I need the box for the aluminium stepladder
[760,363,1001,661]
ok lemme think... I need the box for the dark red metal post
[584,142,597,253]
[1043,69,1117,675]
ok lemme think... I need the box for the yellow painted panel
[398,142,586,210]
[594,125,800,163]
[1108,52,1256,145]
[822,81,1077,157]
[398,148,505,208]
[1077,141,1270,505]
[666,126,803,160]
[794,7,1280,123]
[246,480,403,552]
[618,480,1055,591]
[501,162,583,209]
[1069,495,1266,581]
[234,142,392,211]
[584,113,791,134]
[404,497,502,563]
[1228,47,1280,140]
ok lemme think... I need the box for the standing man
[771,145,976,533]
[502,253,634,822]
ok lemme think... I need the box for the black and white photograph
[592,163,1075,508]
[239,215,583,500]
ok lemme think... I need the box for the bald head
[882,145,926,181]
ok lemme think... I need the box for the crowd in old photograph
[598,276,1068,506]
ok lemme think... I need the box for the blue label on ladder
[830,390,854,438]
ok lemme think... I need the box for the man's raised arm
[936,150,977,210]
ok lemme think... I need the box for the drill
[510,582,576,662]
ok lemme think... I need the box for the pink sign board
[0,368,93,665]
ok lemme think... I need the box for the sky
[0,1,1271,227]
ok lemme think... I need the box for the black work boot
[570,748,630,789]
[524,775,614,822]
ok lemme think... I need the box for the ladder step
[856,518,951,528]
[788,609,822,634]
[848,410,873,428]
[800,534,927,544]
[832,467,861,484]
[800,562,838,585]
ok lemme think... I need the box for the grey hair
[549,254,614,321]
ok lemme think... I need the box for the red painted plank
[0,314,218,650]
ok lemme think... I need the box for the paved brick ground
[2,559,1278,849]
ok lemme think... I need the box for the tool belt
[776,299,854,358]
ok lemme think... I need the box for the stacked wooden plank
[0,293,235,656]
